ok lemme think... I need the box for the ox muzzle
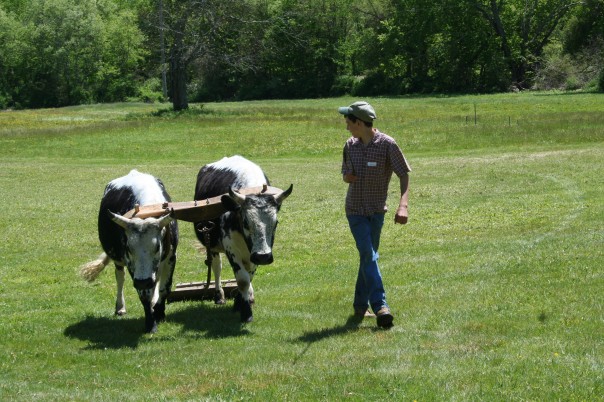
[133,277,155,290]
[251,252,273,265]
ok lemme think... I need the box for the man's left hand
[394,205,408,225]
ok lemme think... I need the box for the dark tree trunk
[170,51,188,111]
[169,19,188,111]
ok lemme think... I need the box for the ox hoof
[214,294,226,305]
[146,323,158,334]
[115,309,126,316]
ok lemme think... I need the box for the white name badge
[367,162,377,167]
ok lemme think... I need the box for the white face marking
[242,201,278,256]
[122,218,164,282]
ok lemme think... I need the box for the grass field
[1,93,603,400]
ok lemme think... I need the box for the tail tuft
[79,253,111,282]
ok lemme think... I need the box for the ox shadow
[64,315,145,350]
[167,302,251,339]
[64,303,249,350]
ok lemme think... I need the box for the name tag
[367,162,377,167]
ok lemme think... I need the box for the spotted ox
[194,155,293,322]
[79,170,179,333]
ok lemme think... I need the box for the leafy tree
[470,0,582,89]
[0,7,33,108]
[563,0,604,54]
[0,0,147,108]
[358,0,508,94]
[239,0,350,99]
[147,0,265,110]
[96,8,147,102]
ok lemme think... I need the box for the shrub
[135,78,165,103]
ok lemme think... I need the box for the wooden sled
[167,280,239,303]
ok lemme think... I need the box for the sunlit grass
[0,92,603,400]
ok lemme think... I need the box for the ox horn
[157,213,173,228]
[109,210,131,229]
[275,184,293,204]
[229,186,246,205]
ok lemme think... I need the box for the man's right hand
[343,173,357,183]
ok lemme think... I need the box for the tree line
[0,0,602,110]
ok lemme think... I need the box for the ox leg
[141,299,157,334]
[233,269,253,323]
[154,251,177,323]
[151,280,166,324]
[114,265,127,316]
[248,270,255,305]
[211,252,225,305]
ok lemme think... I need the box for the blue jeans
[347,214,388,313]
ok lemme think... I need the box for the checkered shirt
[341,131,411,216]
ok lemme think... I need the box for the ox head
[221,184,293,265]
[109,211,173,294]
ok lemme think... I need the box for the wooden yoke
[123,184,283,222]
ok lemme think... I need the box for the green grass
[1,92,603,400]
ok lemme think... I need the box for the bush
[599,68,604,92]
[330,75,356,96]
[135,78,165,103]
[352,71,404,96]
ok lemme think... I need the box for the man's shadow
[296,315,367,342]
[64,302,249,350]
[292,315,377,364]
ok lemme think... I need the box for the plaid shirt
[341,131,411,216]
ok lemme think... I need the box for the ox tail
[79,253,111,282]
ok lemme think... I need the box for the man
[338,100,411,329]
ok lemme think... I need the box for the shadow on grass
[64,302,249,350]
[292,315,378,364]
[296,315,368,343]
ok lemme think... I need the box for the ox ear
[275,184,293,204]
[109,210,130,229]
[221,194,240,212]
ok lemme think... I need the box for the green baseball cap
[338,101,377,122]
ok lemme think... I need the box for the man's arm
[394,173,409,225]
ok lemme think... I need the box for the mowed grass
[0,93,603,400]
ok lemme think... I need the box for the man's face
[345,116,362,137]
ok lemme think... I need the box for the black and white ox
[194,155,293,323]
[79,170,179,333]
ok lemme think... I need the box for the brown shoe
[354,308,376,318]
[376,307,394,329]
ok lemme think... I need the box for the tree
[357,0,508,94]
[242,0,351,99]
[150,0,265,110]
[0,0,147,108]
[563,0,604,54]
[471,0,583,89]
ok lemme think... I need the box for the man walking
[339,101,411,329]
